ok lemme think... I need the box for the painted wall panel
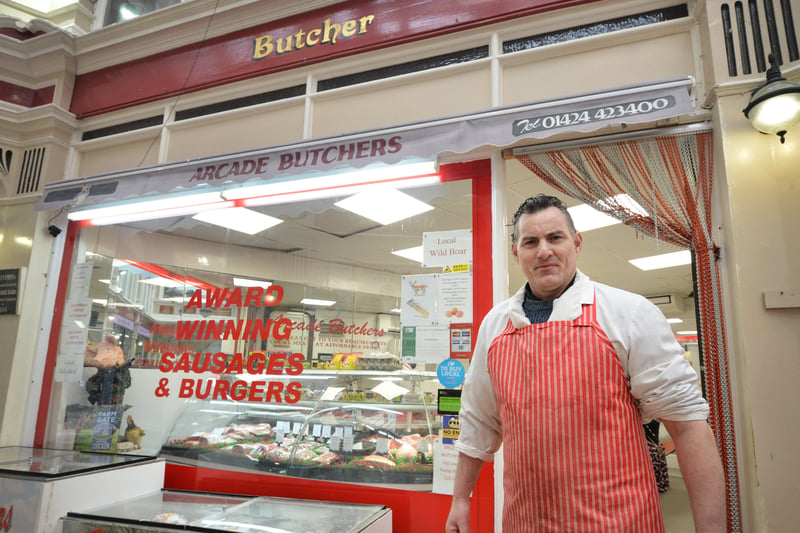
[77,138,160,178]
[167,103,306,161]
[503,33,695,105]
[312,67,491,138]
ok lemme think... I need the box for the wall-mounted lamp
[743,54,800,144]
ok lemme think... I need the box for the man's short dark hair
[511,194,577,243]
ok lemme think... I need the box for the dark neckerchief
[522,275,577,324]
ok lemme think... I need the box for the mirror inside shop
[49,177,474,489]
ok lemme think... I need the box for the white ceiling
[123,160,696,337]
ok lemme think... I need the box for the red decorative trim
[0,27,45,40]
[71,0,601,118]
[0,80,55,107]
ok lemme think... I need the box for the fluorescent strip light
[300,298,336,306]
[629,250,691,271]
[68,192,223,221]
[81,201,235,226]
[225,161,437,200]
[335,188,433,225]
[192,207,282,235]
[243,175,442,209]
[392,245,423,263]
[666,318,683,324]
[139,277,189,288]
[389,307,402,313]
[677,330,697,335]
[233,277,273,288]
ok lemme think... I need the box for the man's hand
[445,453,485,532]
[445,496,471,532]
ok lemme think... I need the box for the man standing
[445,195,725,532]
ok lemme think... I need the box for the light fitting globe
[743,54,800,143]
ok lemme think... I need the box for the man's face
[512,206,583,300]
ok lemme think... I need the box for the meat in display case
[60,489,392,532]
[159,369,440,488]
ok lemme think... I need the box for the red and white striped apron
[487,294,664,532]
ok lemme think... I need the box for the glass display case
[160,367,440,489]
[0,446,153,477]
[60,489,392,532]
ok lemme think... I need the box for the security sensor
[48,225,62,237]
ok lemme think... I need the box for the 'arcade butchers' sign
[512,95,677,136]
[187,136,402,183]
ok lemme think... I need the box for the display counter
[0,446,164,532]
[159,368,439,489]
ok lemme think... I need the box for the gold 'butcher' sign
[253,15,376,60]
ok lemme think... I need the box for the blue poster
[437,358,465,388]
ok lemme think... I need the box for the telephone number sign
[512,95,676,136]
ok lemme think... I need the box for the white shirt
[455,270,708,462]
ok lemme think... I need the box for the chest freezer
[60,489,392,532]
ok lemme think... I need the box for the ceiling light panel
[391,245,423,263]
[193,207,282,235]
[629,250,691,271]
[335,188,433,225]
[567,203,620,232]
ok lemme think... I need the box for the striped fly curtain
[514,128,741,532]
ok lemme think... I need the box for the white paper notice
[69,262,94,299]
[60,299,92,354]
[433,438,460,495]
[54,353,84,383]
[376,438,389,454]
[320,386,344,401]
[371,380,410,402]
[403,325,450,364]
[437,272,473,323]
[63,299,93,328]
[55,429,77,451]
[422,229,472,268]
[401,274,437,326]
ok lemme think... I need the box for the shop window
[82,116,163,141]
[175,85,307,122]
[502,4,689,53]
[103,0,182,26]
[317,46,489,92]
[44,168,485,493]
